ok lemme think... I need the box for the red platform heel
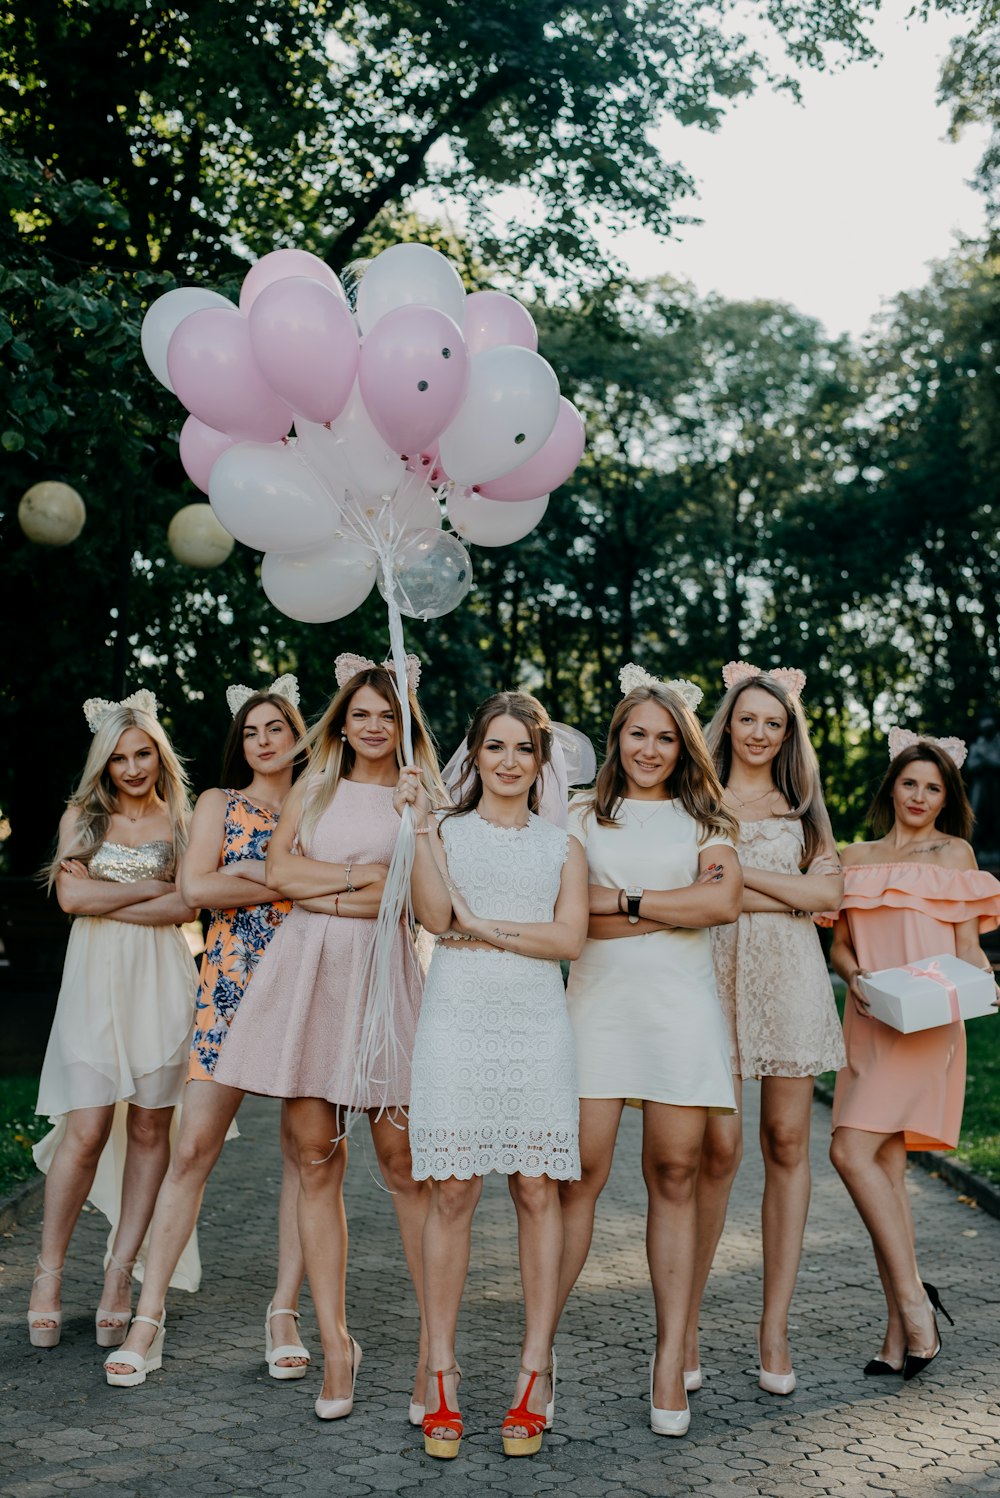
[422,1366,463,1459]
[501,1365,551,1457]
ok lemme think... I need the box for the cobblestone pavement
[2,1086,999,1498]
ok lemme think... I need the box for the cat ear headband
[226,674,300,718]
[887,726,967,768]
[83,689,159,734]
[618,662,703,711]
[334,651,421,692]
[722,660,806,699]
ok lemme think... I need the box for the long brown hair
[296,666,444,851]
[220,692,309,789]
[585,684,737,843]
[444,691,554,821]
[868,742,973,841]
[705,674,830,864]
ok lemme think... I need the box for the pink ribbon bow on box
[901,960,960,1023]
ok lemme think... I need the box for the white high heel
[314,1336,362,1421]
[264,1304,310,1381]
[757,1329,796,1396]
[649,1354,691,1437]
[408,1400,425,1427]
[684,1366,703,1392]
[95,1254,136,1348]
[27,1258,64,1348]
[545,1347,557,1429]
[104,1312,166,1387]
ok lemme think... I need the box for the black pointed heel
[922,1281,954,1326]
[863,1357,903,1376]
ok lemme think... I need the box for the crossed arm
[584,843,744,941]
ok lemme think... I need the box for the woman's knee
[700,1130,742,1184]
[761,1119,808,1172]
[643,1152,700,1202]
[126,1107,172,1150]
[431,1178,481,1222]
[64,1117,112,1167]
[294,1138,347,1191]
[509,1174,557,1215]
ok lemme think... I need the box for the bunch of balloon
[140,242,585,1117]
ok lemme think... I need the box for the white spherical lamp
[18,481,86,546]
[167,503,235,569]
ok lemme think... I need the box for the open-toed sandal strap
[32,1257,65,1285]
[131,1313,164,1330]
[267,1306,301,1321]
[106,1253,136,1280]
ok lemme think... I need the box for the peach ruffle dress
[831,863,1000,1150]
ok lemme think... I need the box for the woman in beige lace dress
[684,664,845,1396]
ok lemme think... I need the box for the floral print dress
[188,790,290,1081]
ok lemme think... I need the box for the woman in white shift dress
[555,666,742,1439]
[397,691,588,1461]
[684,664,845,1399]
[28,692,197,1349]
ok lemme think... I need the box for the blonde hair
[45,705,191,888]
[585,684,737,843]
[705,674,828,865]
[296,666,444,852]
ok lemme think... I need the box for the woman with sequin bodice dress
[28,694,198,1350]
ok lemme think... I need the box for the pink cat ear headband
[722,660,806,699]
[334,651,422,693]
[887,726,967,768]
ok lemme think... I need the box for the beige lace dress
[712,818,846,1079]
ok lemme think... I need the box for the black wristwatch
[625,885,644,924]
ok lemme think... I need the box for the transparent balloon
[377,527,473,621]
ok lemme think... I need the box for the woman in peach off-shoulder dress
[828,732,1000,1382]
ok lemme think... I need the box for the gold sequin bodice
[89,840,175,883]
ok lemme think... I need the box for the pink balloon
[463,290,538,356]
[239,249,346,313]
[249,277,359,424]
[179,416,236,494]
[477,397,585,502]
[358,306,470,455]
[167,308,294,444]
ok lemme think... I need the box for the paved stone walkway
[2,1086,999,1497]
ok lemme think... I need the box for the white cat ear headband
[618,662,703,711]
[335,651,421,692]
[887,726,967,768]
[83,689,159,734]
[226,674,300,718]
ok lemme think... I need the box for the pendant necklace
[728,785,776,810]
[625,799,667,827]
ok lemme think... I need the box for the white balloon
[261,540,377,623]
[439,347,560,486]
[447,489,548,548]
[209,440,342,553]
[327,382,406,499]
[141,287,233,392]
[356,243,466,335]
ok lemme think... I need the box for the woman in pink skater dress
[829,731,1000,1381]
[214,656,444,1423]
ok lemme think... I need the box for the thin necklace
[624,799,668,827]
[476,807,529,831]
[728,785,777,809]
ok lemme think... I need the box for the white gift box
[858,952,998,1033]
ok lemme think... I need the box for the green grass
[0,1076,48,1198]
[821,981,1000,1188]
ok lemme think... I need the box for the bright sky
[615,0,990,338]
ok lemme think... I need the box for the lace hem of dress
[410,1127,579,1181]
[738,1056,844,1080]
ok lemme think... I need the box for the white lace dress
[408,811,580,1181]
[711,818,846,1079]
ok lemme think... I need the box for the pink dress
[831,863,1000,1150]
[213,780,422,1106]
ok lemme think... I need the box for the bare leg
[643,1102,709,1412]
[830,1126,936,1356]
[284,1097,353,1403]
[105,1079,243,1372]
[505,1173,563,1436]
[555,1098,624,1324]
[870,1135,912,1367]
[422,1176,483,1442]
[369,1110,431,1406]
[758,1075,815,1374]
[266,1100,309,1370]
[29,1106,115,1323]
[684,1078,743,1370]
[97,1104,174,1325]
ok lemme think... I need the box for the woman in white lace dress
[684,663,845,1397]
[396,692,588,1461]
